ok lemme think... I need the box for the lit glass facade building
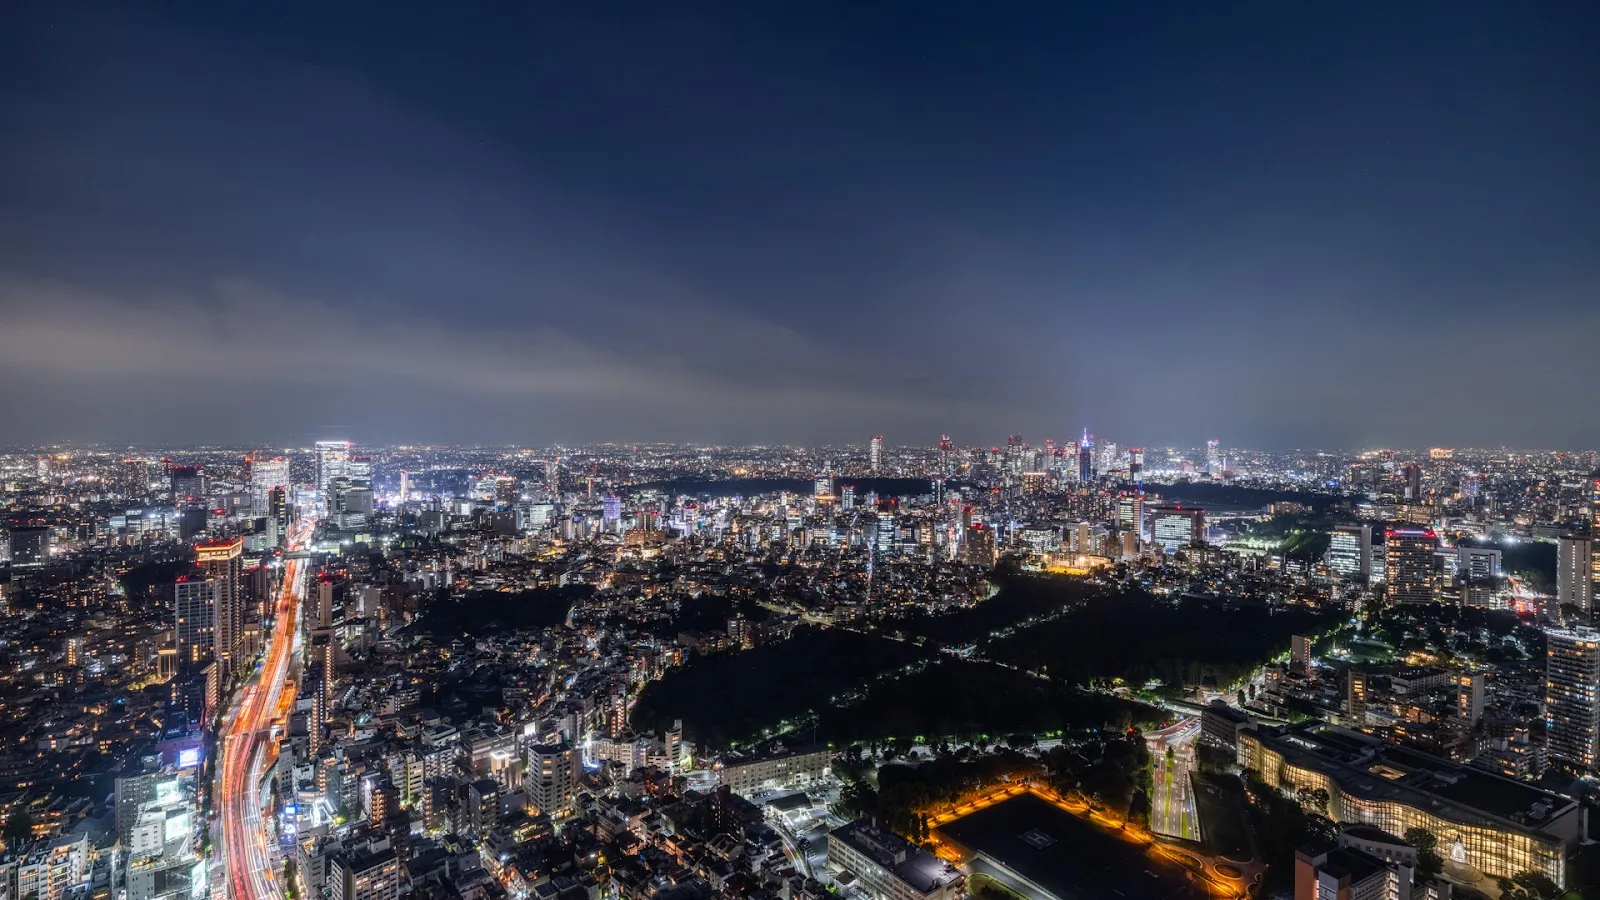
[1327,524,1373,580]
[1150,506,1205,551]
[1239,722,1577,887]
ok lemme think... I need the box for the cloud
[0,275,986,443]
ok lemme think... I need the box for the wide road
[1148,717,1200,841]
[220,519,312,900]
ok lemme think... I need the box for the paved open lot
[938,794,1204,900]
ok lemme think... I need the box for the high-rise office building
[316,440,352,498]
[874,503,896,556]
[1457,546,1502,581]
[813,474,834,500]
[315,575,335,630]
[250,456,290,516]
[1097,440,1118,475]
[120,458,151,499]
[545,457,560,492]
[1385,527,1439,603]
[267,486,288,546]
[602,494,621,524]
[1558,535,1593,613]
[1546,627,1600,774]
[169,465,205,506]
[174,576,219,668]
[1116,492,1143,536]
[1591,473,1600,610]
[1205,439,1221,475]
[346,455,373,484]
[1326,524,1373,581]
[1402,464,1423,502]
[869,435,884,474]
[196,538,244,671]
[962,522,996,566]
[1077,429,1094,483]
[1150,506,1205,551]
[1128,447,1144,476]
[839,484,855,510]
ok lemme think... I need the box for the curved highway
[220,519,312,900]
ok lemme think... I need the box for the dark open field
[939,793,1204,900]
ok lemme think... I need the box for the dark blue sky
[2,2,1597,449]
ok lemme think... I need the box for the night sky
[3,3,1597,449]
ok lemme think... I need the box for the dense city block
[1,441,1599,900]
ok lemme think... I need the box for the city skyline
[3,3,1599,447]
[4,427,1600,900]
[9,6,1600,900]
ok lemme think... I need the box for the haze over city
[4,2,1599,447]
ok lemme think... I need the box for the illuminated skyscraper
[545,456,560,492]
[1206,439,1221,476]
[602,494,621,524]
[1097,440,1118,475]
[869,436,884,474]
[120,458,151,499]
[315,440,352,498]
[1150,506,1204,551]
[962,522,996,566]
[813,474,834,500]
[1116,491,1143,536]
[1546,627,1600,775]
[1128,448,1144,477]
[1591,473,1600,609]
[169,465,205,506]
[874,502,895,556]
[250,456,290,516]
[196,537,244,671]
[1558,535,1593,613]
[1385,527,1439,603]
[1403,464,1423,502]
[267,486,288,546]
[840,484,856,510]
[174,576,218,668]
[1327,524,1373,581]
[1077,429,1094,483]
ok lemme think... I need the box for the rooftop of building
[1255,721,1574,839]
[829,819,960,896]
[1341,824,1411,846]
[1320,847,1393,885]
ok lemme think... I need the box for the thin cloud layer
[2,3,1598,447]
